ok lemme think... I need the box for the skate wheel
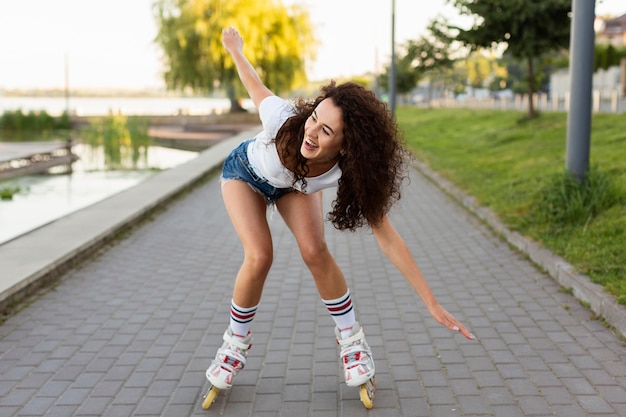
[201,386,220,409]
[359,377,375,409]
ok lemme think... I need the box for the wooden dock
[147,124,252,151]
[0,141,78,180]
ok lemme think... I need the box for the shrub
[84,115,151,170]
[0,186,21,200]
[0,109,71,131]
[531,166,621,227]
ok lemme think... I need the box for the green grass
[0,109,70,131]
[396,107,626,305]
[0,185,21,200]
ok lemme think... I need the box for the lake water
[0,142,199,244]
[0,96,233,244]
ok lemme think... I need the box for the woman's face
[301,98,345,163]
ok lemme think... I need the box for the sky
[0,0,624,91]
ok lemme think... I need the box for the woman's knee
[299,240,333,269]
[243,249,273,274]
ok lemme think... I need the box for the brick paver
[1,168,625,416]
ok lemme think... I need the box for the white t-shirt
[247,95,341,194]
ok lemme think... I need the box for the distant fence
[428,61,626,114]
[428,89,626,114]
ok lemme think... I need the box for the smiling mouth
[304,137,319,149]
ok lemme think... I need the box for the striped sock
[322,290,356,338]
[229,299,258,339]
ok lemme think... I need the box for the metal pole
[389,0,396,114]
[65,53,70,115]
[620,58,626,98]
[565,0,595,183]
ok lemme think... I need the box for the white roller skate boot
[335,322,376,409]
[201,328,252,409]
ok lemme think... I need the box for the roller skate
[335,322,376,409]
[201,328,252,410]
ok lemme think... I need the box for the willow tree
[153,0,317,111]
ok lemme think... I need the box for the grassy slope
[396,107,626,304]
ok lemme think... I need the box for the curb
[0,127,261,314]
[413,160,626,340]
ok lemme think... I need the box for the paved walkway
[1,132,625,416]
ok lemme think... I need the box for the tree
[594,43,626,72]
[409,20,457,105]
[153,0,316,112]
[464,53,507,92]
[378,53,421,101]
[449,0,571,119]
[497,49,567,95]
[444,62,469,97]
[380,19,456,104]
[465,54,494,90]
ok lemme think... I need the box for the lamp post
[389,0,397,115]
[65,54,70,115]
[565,0,595,183]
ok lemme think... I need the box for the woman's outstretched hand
[428,303,476,340]
[222,26,244,56]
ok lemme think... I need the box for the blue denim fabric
[220,139,293,204]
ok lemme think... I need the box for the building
[595,13,626,46]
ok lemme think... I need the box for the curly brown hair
[276,81,410,231]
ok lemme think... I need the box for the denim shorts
[220,139,293,204]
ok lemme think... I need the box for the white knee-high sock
[322,289,356,338]
[229,299,258,339]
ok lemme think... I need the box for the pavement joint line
[412,159,626,340]
[0,126,261,314]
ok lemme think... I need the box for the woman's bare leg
[278,191,375,394]
[221,180,273,307]
[205,180,270,392]
[276,191,348,299]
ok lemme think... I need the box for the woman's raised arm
[222,27,273,110]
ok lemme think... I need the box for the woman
[205,27,475,407]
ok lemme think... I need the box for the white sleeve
[258,95,296,141]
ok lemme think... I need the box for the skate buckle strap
[223,330,252,351]
[338,326,365,346]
